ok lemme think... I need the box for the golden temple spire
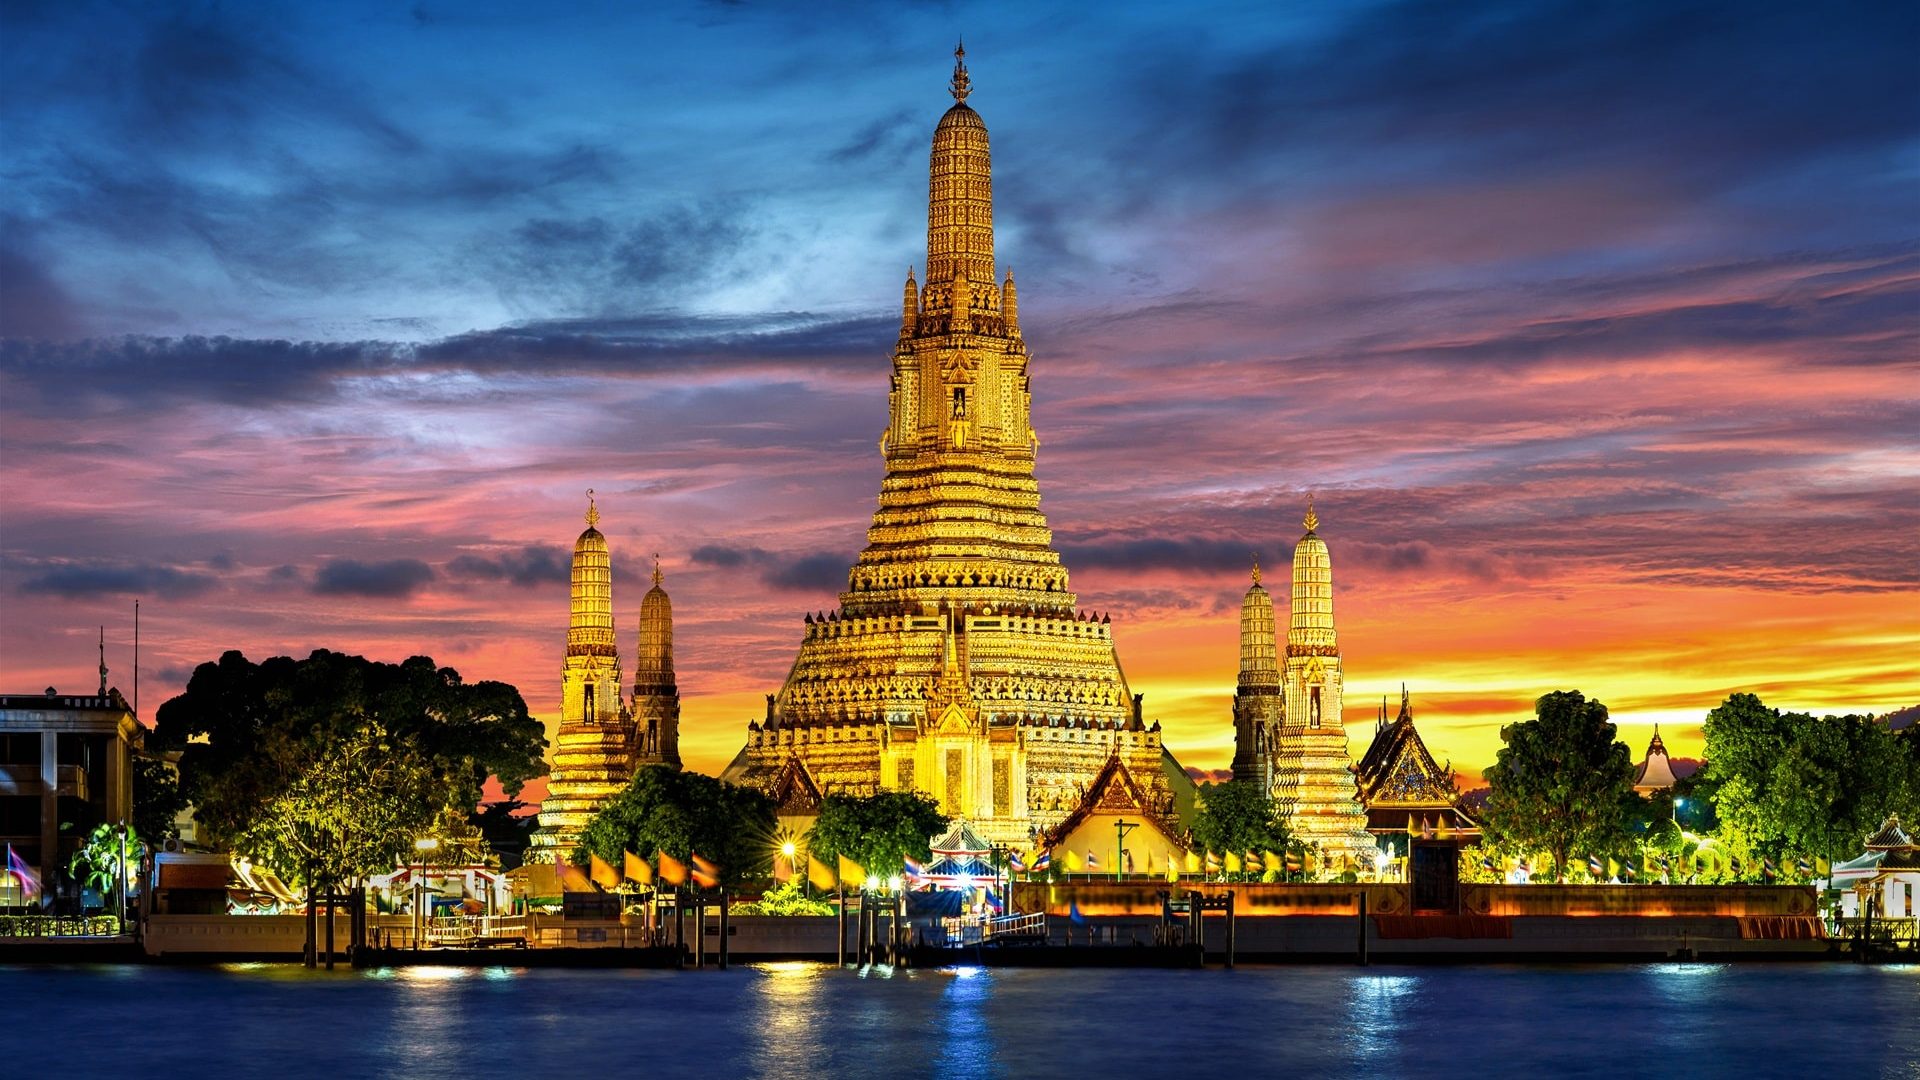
[949,39,972,103]
[652,552,663,587]
[1303,493,1318,534]
[1251,555,1262,586]
[585,488,600,529]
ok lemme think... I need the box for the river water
[3,962,1915,1078]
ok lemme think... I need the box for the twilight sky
[3,0,1916,800]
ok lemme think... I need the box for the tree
[1188,780,1291,877]
[471,800,539,871]
[153,649,546,879]
[807,791,949,880]
[131,755,188,846]
[68,823,141,905]
[1705,692,1911,860]
[575,765,775,888]
[241,725,441,896]
[1481,690,1636,879]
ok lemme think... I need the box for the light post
[781,841,801,896]
[1113,819,1137,880]
[412,837,438,948]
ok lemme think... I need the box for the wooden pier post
[1357,890,1370,966]
[718,888,730,970]
[1224,891,1236,969]
[837,883,847,967]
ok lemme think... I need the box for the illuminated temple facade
[530,497,681,860]
[1232,503,1376,864]
[722,48,1190,845]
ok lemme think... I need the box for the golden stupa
[530,494,681,860]
[1269,499,1376,864]
[724,46,1191,844]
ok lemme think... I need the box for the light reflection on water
[2,962,1914,1079]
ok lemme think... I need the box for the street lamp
[1672,797,1686,826]
[412,837,438,948]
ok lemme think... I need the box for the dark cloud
[310,558,435,598]
[764,553,850,594]
[690,544,769,568]
[0,312,894,415]
[1059,535,1282,574]
[15,560,220,600]
[687,544,846,593]
[446,545,571,588]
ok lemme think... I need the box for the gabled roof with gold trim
[1039,752,1185,850]
[770,755,823,815]
[1355,693,1479,835]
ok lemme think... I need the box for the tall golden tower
[725,46,1188,844]
[531,493,634,860]
[1230,560,1283,790]
[1273,498,1376,864]
[632,555,680,768]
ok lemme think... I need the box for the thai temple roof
[770,756,823,815]
[1040,752,1185,850]
[1355,689,1479,835]
[1864,814,1913,851]
[930,819,993,856]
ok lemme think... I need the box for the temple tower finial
[950,39,972,103]
[1251,554,1262,586]
[1304,493,1318,534]
[98,626,107,696]
[585,488,599,528]
[652,552,663,587]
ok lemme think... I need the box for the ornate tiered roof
[1355,688,1479,836]
[1864,814,1914,851]
[723,46,1181,845]
[1039,753,1186,851]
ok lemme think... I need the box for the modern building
[1,682,141,906]
[529,496,681,861]
[722,46,1192,845]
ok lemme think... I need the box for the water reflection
[1345,972,1421,1064]
[935,966,998,1077]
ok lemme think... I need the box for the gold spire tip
[1303,493,1318,533]
[1250,555,1261,586]
[949,39,972,103]
[585,488,600,528]
[652,553,663,587]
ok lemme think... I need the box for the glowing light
[413,838,439,852]
[865,874,880,892]
[781,842,797,859]
[887,875,902,893]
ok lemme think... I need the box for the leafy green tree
[153,649,546,873]
[734,879,834,916]
[1189,780,1291,878]
[1481,690,1636,879]
[242,726,442,894]
[807,791,949,879]
[131,755,188,846]
[575,765,775,888]
[69,824,141,900]
[1705,692,1911,860]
